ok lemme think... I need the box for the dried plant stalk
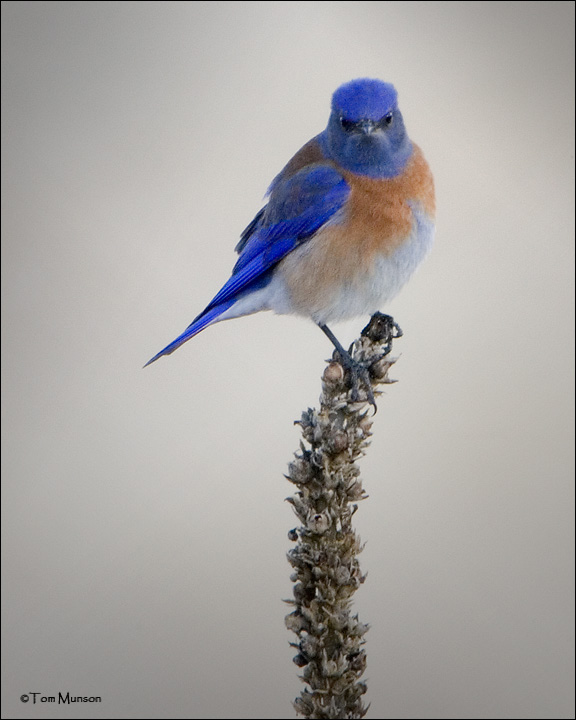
[284,313,402,720]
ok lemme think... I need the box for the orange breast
[340,143,435,261]
[277,143,435,319]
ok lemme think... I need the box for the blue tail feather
[144,300,234,367]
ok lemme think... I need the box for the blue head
[320,78,412,178]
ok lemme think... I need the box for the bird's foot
[320,314,403,413]
[360,312,402,351]
[332,349,378,411]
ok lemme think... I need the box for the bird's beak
[358,119,377,134]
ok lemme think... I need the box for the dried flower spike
[284,313,400,719]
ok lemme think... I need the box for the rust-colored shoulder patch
[274,136,330,183]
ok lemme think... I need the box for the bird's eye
[339,116,357,132]
[378,112,394,128]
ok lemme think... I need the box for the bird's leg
[318,323,377,409]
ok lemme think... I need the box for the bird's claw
[321,314,403,414]
[335,352,378,413]
[361,312,402,346]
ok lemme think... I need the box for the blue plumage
[331,77,398,122]
[321,78,412,178]
[144,300,237,366]
[146,164,349,365]
[145,77,433,369]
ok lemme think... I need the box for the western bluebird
[146,78,435,402]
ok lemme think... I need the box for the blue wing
[145,164,350,366]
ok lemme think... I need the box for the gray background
[2,2,574,718]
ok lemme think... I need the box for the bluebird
[146,78,435,402]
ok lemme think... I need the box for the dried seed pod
[293,653,309,667]
[329,430,349,453]
[285,612,307,634]
[306,511,331,534]
[323,361,345,383]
